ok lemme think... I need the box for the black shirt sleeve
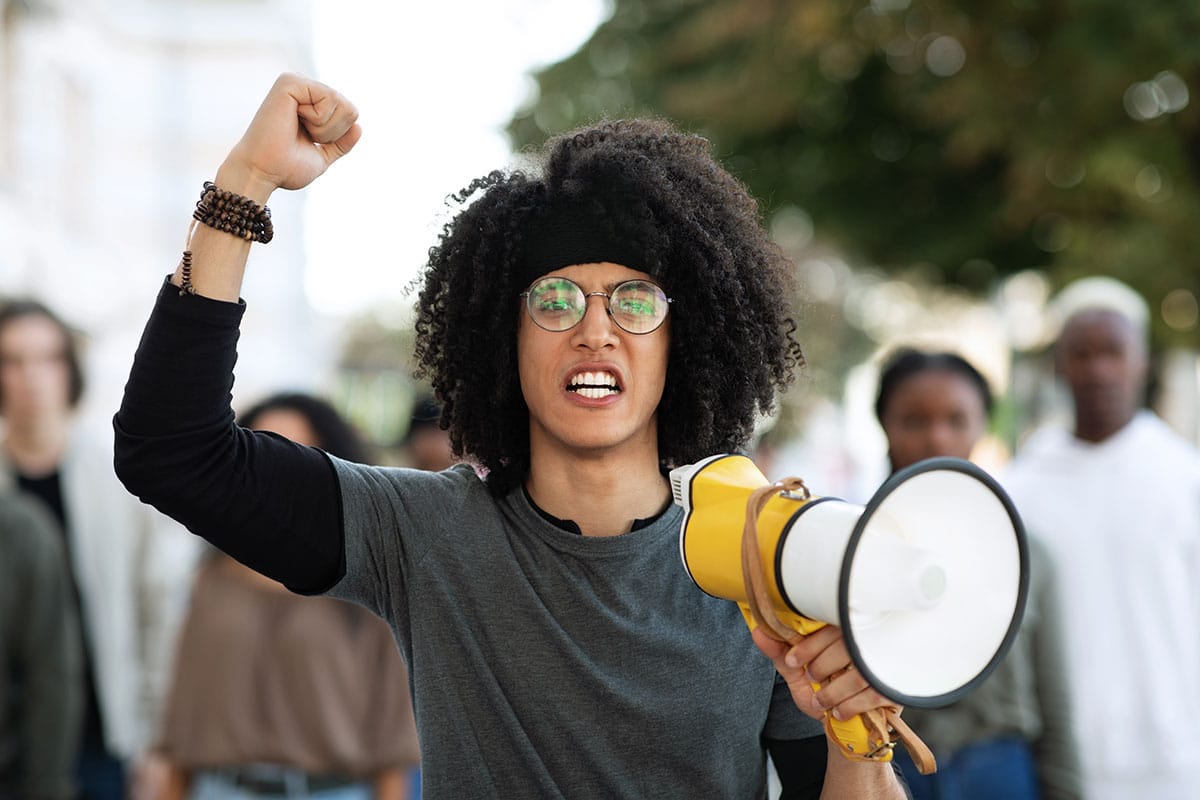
[766,736,828,800]
[113,278,345,593]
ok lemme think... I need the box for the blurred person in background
[0,300,198,800]
[149,391,420,800]
[0,489,84,800]
[874,348,1079,800]
[1003,277,1200,800]
[399,394,454,472]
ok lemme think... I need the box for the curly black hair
[413,118,804,495]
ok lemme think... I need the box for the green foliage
[510,0,1200,346]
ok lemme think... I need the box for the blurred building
[0,0,335,430]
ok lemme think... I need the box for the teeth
[568,370,620,398]
[568,371,618,389]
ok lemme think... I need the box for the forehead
[1058,309,1141,350]
[0,313,69,354]
[248,407,320,446]
[889,369,986,409]
[534,262,656,289]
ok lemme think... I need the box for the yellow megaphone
[670,454,1028,773]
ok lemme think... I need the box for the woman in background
[152,392,420,800]
[875,349,1079,800]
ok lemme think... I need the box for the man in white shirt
[1003,277,1200,800]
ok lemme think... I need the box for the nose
[570,294,619,350]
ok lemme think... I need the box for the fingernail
[785,651,800,669]
[831,708,844,720]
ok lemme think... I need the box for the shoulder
[331,459,495,526]
[0,489,64,561]
[0,488,58,532]
[1132,413,1200,468]
[332,459,485,498]
[1000,424,1070,489]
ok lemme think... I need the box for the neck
[1073,408,1136,444]
[526,450,671,537]
[4,415,70,476]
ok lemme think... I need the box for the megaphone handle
[742,478,938,775]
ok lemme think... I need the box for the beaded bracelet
[193,181,274,244]
[178,181,274,296]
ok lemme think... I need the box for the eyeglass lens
[525,277,669,334]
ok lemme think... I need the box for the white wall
[0,0,334,432]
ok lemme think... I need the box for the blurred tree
[509,0,1200,347]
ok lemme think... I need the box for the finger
[802,637,855,685]
[750,625,791,662]
[812,664,871,714]
[828,685,898,723]
[781,625,841,672]
[297,89,359,144]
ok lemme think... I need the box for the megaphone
[670,454,1028,771]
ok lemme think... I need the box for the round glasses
[520,276,672,334]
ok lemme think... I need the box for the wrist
[213,160,276,206]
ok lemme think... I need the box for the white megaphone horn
[670,454,1029,772]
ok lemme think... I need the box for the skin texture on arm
[753,627,908,799]
[172,74,361,302]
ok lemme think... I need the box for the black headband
[516,202,650,289]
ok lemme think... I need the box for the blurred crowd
[0,273,1197,800]
[0,299,447,800]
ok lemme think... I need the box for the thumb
[320,121,363,165]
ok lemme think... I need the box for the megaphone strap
[741,476,938,776]
[741,480,808,646]
[877,707,937,775]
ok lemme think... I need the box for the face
[249,408,320,448]
[880,370,988,472]
[517,262,670,464]
[0,314,74,423]
[1056,309,1147,440]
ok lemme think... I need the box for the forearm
[169,160,275,302]
[819,750,908,800]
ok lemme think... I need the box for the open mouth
[566,370,622,399]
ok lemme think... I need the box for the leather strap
[741,479,937,775]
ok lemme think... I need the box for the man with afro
[115,74,909,799]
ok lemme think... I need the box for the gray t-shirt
[327,460,822,799]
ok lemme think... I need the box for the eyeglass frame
[518,276,673,335]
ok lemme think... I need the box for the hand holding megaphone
[671,455,1029,774]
